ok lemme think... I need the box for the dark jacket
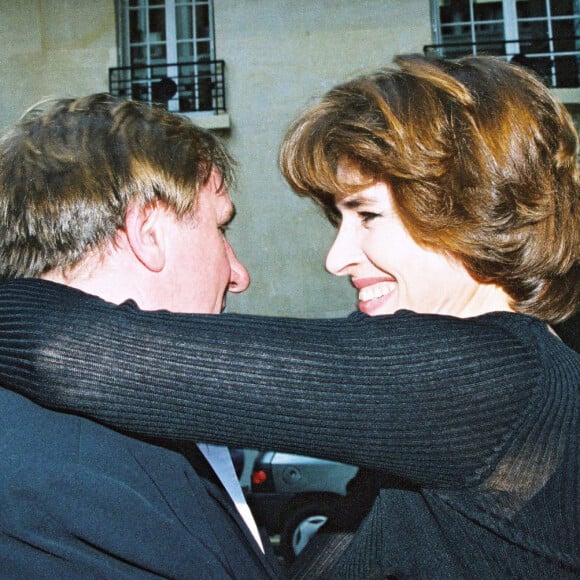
[0,387,281,579]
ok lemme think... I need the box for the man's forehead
[207,169,232,199]
[201,168,227,196]
[197,170,235,219]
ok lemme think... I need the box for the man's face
[159,169,250,314]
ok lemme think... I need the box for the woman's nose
[325,224,360,276]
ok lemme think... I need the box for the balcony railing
[424,37,580,89]
[109,59,226,115]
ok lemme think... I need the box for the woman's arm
[0,278,539,487]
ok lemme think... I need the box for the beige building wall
[0,0,116,130]
[217,0,432,316]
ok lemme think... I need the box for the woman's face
[325,165,504,318]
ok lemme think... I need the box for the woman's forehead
[332,158,380,201]
[336,157,365,184]
[337,181,392,208]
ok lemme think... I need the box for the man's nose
[325,224,359,276]
[226,241,250,293]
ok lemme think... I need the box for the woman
[0,55,578,577]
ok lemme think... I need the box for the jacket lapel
[179,442,283,578]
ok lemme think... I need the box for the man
[0,94,281,578]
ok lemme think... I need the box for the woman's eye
[359,211,381,224]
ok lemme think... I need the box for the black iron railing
[424,37,580,88]
[109,59,226,114]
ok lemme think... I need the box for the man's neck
[41,246,152,309]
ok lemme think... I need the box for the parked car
[246,451,402,563]
[246,451,357,562]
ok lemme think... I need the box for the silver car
[246,451,359,562]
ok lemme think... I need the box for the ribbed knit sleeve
[0,278,571,490]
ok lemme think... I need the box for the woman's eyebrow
[340,194,373,210]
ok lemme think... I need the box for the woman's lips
[352,278,397,315]
[357,281,394,302]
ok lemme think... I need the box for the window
[428,0,580,87]
[122,0,213,69]
[112,0,225,114]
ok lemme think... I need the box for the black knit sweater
[0,279,577,578]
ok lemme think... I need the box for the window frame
[115,0,215,68]
[114,0,217,113]
[428,0,580,87]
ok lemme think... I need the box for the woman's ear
[123,201,166,272]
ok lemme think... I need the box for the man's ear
[124,201,166,272]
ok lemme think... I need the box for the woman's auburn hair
[280,54,580,324]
